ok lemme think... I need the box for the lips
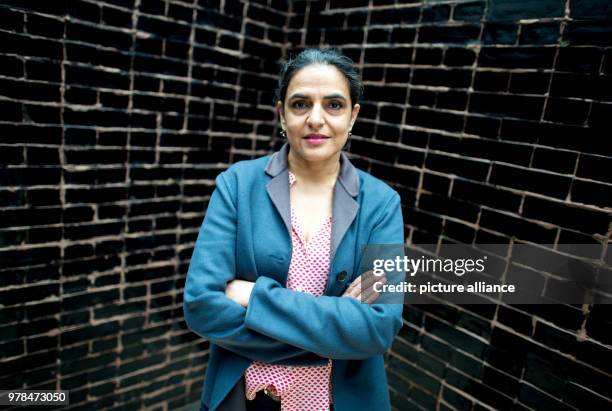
[303,134,330,146]
[304,134,330,140]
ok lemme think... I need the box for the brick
[26,14,64,39]
[422,4,451,23]
[418,24,481,44]
[454,1,485,21]
[370,7,420,25]
[577,154,612,183]
[409,89,435,107]
[556,47,603,73]
[509,72,550,94]
[474,71,510,92]
[444,47,476,66]
[491,164,571,198]
[365,47,413,64]
[419,192,480,222]
[0,55,24,79]
[531,147,578,174]
[426,152,490,181]
[365,85,407,104]
[533,322,577,354]
[544,98,590,125]
[571,0,612,19]
[0,78,61,102]
[483,23,518,44]
[563,21,612,46]
[0,7,24,31]
[488,0,565,22]
[390,27,416,44]
[470,93,544,120]
[165,40,190,60]
[0,31,63,60]
[522,196,610,233]
[0,207,62,229]
[102,6,133,28]
[65,86,97,105]
[442,387,473,411]
[519,22,561,45]
[452,180,522,212]
[412,68,472,88]
[408,107,465,132]
[64,222,124,241]
[479,47,556,69]
[497,306,534,335]
[564,383,612,410]
[415,48,443,65]
[1,283,59,306]
[61,322,119,346]
[67,0,100,22]
[67,22,131,49]
[65,64,130,90]
[481,209,558,242]
[571,179,612,208]
[550,73,609,100]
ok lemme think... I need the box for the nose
[307,103,324,128]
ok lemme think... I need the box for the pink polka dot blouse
[244,170,333,410]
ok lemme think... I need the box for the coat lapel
[265,169,292,235]
[330,150,360,263]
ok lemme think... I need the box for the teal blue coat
[184,144,405,410]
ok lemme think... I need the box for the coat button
[337,271,347,281]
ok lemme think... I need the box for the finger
[363,290,380,304]
[345,271,373,296]
[343,274,363,296]
[343,279,361,298]
[344,271,382,299]
[359,275,386,303]
[360,272,385,295]
[344,279,356,294]
[360,270,382,290]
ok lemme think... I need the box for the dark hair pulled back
[274,48,363,110]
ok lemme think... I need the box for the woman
[184,48,405,411]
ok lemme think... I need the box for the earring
[280,129,286,137]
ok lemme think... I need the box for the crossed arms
[183,172,404,365]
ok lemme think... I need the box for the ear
[276,101,286,129]
[350,103,360,128]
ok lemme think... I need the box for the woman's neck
[287,149,341,189]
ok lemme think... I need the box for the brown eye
[329,101,343,110]
[292,101,308,110]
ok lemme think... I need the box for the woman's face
[278,64,360,164]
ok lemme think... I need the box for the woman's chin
[299,145,340,162]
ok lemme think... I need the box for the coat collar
[264,143,361,292]
[264,143,360,197]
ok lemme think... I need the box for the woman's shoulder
[217,153,272,183]
[355,167,399,201]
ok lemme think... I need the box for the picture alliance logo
[372,255,488,277]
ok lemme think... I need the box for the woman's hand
[227,272,385,307]
[225,279,255,308]
[342,271,386,304]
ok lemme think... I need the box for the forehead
[286,64,350,98]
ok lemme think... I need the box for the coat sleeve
[183,172,327,366]
[244,192,405,360]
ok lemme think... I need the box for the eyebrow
[288,93,347,101]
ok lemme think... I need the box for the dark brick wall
[0,0,610,410]
[292,1,611,410]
